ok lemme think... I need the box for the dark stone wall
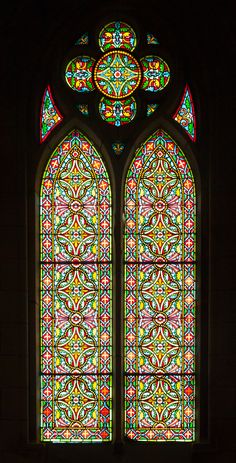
[0,1,235,461]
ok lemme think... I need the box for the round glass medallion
[94,51,141,99]
[140,55,170,92]
[98,21,137,52]
[99,97,137,126]
[65,56,95,92]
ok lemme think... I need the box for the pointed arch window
[40,130,112,442]
[124,129,196,441]
[37,17,199,445]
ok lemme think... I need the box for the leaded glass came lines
[173,85,196,141]
[40,130,112,442]
[40,86,63,142]
[124,129,196,441]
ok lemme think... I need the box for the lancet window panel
[124,129,196,441]
[40,130,112,443]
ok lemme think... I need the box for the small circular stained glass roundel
[94,51,141,99]
[140,56,170,92]
[99,21,137,52]
[99,97,137,126]
[65,56,95,92]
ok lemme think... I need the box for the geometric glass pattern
[65,57,95,93]
[94,51,141,99]
[40,85,63,143]
[173,84,196,141]
[40,130,112,442]
[147,33,159,45]
[99,97,136,126]
[64,23,171,127]
[98,21,136,52]
[124,129,196,441]
[140,56,170,92]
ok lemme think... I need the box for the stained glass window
[147,103,159,117]
[94,51,141,99]
[173,85,196,141]
[124,129,196,441]
[75,33,89,45]
[147,33,159,45]
[40,130,112,442]
[65,57,95,92]
[98,21,136,52]
[99,97,136,126]
[39,17,199,445]
[64,23,170,128]
[40,86,63,142]
[140,56,170,92]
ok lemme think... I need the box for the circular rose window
[94,50,141,99]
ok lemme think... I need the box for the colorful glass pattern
[173,85,196,141]
[76,104,89,116]
[40,130,112,442]
[99,97,136,126]
[40,86,63,142]
[65,56,95,93]
[75,33,89,45]
[94,51,141,99]
[147,34,159,45]
[147,103,159,116]
[112,143,125,155]
[140,56,170,92]
[99,21,136,52]
[124,129,196,441]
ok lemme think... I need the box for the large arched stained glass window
[40,129,112,442]
[124,129,196,441]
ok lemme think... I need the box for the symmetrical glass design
[173,85,196,141]
[140,56,170,92]
[40,86,63,142]
[40,130,112,442]
[112,142,125,155]
[39,17,199,444]
[65,57,95,93]
[94,51,141,99]
[124,129,196,441]
[98,21,136,52]
[99,97,136,126]
[64,22,170,128]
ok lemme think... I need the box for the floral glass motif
[40,85,63,142]
[64,22,171,128]
[124,129,196,441]
[40,130,112,442]
[112,142,125,155]
[141,56,170,92]
[173,84,196,141]
[65,56,95,92]
[94,51,141,99]
[99,21,136,52]
[99,97,136,126]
